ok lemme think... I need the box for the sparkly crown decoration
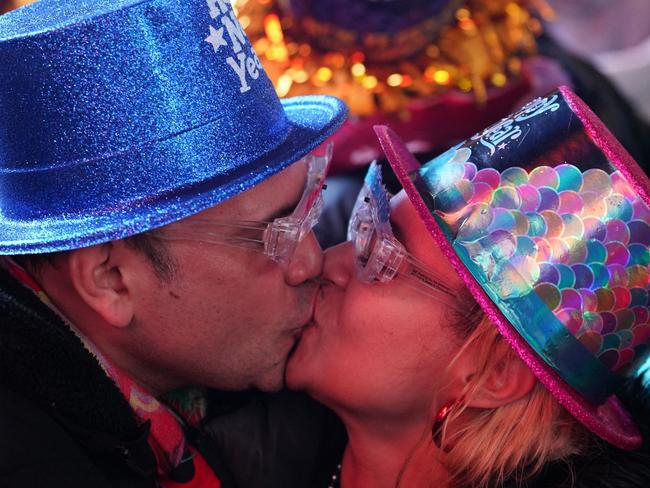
[364,161,391,224]
[234,0,551,115]
[411,89,650,405]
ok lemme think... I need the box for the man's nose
[285,231,323,286]
[321,241,354,288]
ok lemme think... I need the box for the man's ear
[463,340,537,409]
[67,242,134,328]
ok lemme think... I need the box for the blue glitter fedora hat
[0,0,347,254]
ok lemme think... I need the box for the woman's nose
[322,241,354,288]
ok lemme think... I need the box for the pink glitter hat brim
[559,86,650,210]
[374,120,643,451]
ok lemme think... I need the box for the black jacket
[0,268,345,488]
[0,267,159,487]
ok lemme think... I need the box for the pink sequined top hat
[375,86,650,450]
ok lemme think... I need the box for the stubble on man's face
[132,160,321,392]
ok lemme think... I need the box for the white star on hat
[205,25,227,52]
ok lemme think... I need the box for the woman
[287,88,650,487]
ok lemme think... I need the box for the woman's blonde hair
[438,314,592,488]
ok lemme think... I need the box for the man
[0,0,346,486]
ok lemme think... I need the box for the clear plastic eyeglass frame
[347,163,467,315]
[159,144,333,265]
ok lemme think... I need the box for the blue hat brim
[0,95,347,254]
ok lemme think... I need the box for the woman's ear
[463,340,537,409]
[67,242,134,328]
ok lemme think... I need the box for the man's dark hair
[12,231,176,282]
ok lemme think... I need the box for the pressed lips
[291,282,321,340]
